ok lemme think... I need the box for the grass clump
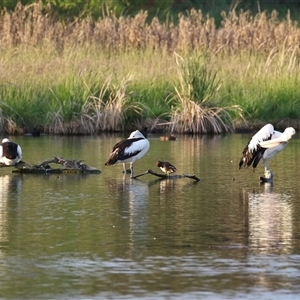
[170,53,243,133]
[83,75,145,133]
[44,74,147,135]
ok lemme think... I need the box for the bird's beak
[259,137,287,148]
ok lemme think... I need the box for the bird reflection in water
[106,178,149,254]
[247,182,293,254]
[158,179,176,200]
[0,175,23,244]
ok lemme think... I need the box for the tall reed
[82,75,145,133]
[169,53,243,134]
[1,3,300,54]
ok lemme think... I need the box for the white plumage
[239,124,296,179]
[0,138,22,166]
[105,130,150,178]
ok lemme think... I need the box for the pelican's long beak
[259,138,287,149]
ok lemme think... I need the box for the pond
[0,132,300,299]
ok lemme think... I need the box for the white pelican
[105,130,150,178]
[239,124,296,179]
[157,160,177,175]
[0,138,22,166]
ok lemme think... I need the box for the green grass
[218,49,300,129]
[241,78,300,121]
[1,45,300,134]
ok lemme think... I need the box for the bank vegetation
[1,2,300,134]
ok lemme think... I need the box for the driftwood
[132,169,200,182]
[9,156,101,174]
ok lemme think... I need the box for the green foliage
[169,53,241,134]
[236,78,300,122]
[1,0,300,22]
[47,0,123,19]
[121,0,174,20]
[0,83,48,133]
[2,45,300,134]
[128,80,173,118]
[219,48,300,125]
[2,3,300,134]
[175,53,220,104]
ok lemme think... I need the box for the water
[0,133,300,299]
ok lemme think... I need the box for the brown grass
[1,3,300,54]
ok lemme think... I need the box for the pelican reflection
[106,178,149,251]
[247,182,293,254]
[0,174,23,244]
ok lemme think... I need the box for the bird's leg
[129,163,134,178]
[122,163,131,174]
[123,163,132,174]
[263,159,269,171]
[264,169,273,180]
[263,160,273,180]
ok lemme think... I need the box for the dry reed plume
[1,2,300,54]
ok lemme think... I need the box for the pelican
[105,130,150,178]
[0,138,22,166]
[157,160,177,175]
[239,124,296,179]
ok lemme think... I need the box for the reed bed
[1,3,300,53]
[1,3,300,134]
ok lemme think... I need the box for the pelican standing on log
[239,124,296,180]
[0,138,22,166]
[105,129,150,178]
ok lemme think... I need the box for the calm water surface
[0,133,300,299]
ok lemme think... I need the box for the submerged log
[132,169,200,182]
[9,156,101,174]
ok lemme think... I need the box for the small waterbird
[157,160,177,175]
[105,129,150,178]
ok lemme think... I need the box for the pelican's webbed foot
[260,169,274,182]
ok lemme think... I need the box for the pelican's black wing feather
[105,137,144,165]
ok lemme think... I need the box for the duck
[157,160,177,175]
